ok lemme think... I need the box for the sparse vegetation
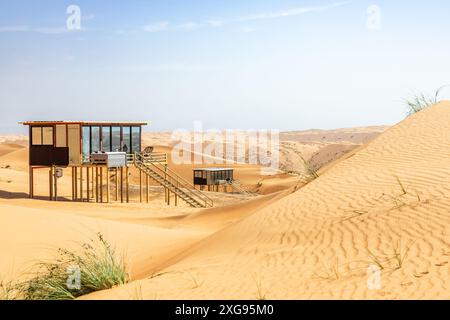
[299,155,319,183]
[19,233,128,300]
[315,259,341,281]
[395,175,407,195]
[252,274,267,300]
[132,282,144,300]
[405,86,448,116]
[391,239,416,270]
[364,239,417,272]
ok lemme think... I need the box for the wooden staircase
[227,180,257,196]
[133,152,214,208]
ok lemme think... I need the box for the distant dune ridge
[86,102,449,299]
[2,103,449,299]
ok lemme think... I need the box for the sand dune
[85,102,450,299]
[0,123,402,299]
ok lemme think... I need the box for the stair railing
[134,152,213,208]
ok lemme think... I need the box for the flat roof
[193,168,234,171]
[20,121,148,126]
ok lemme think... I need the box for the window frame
[31,126,54,146]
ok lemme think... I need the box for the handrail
[227,180,256,196]
[135,153,213,208]
[136,153,213,208]
[134,152,213,207]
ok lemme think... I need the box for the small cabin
[193,168,234,186]
[21,121,147,167]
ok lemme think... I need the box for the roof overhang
[20,121,149,126]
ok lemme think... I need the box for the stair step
[136,160,210,208]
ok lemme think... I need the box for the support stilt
[49,167,53,201]
[106,168,110,203]
[80,166,83,202]
[126,166,129,203]
[53,166,57,201]
[95,166,99,203]
[120,167,124,203]
[100,166,103,203]
[146,174,149,203]
[74,167,78,201]
[115,167,119,201]
[91,167,94,199]
[139,169,142,203]
[29,166,34,199]
[86,166,90,202]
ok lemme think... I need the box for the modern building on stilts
[20,121,214,208]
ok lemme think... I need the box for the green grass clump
[405,86,447,116]
[300,155,319,183]
[21,233,128,300]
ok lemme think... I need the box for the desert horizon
[1,1,449,315]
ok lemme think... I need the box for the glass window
[131,126,141,153]
[82,126,90,160]
[55,125,66,147]
[42,127,53,145]
[111,127,121,152]
[91,126,100,152]
[102,126,111,152]
[122,126,131,153]
[31,127,42,145]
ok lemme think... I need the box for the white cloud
[140,1,351,34]
[176,22,201,31]
[0,25,86,34]
[82,13,95,21]
[206,20,225,27]
[0,26,29,32]
[34,27,70,34]
[235,1,352,22]
[241,27,257,33]
[143,21,169,33]
[119,63,220,72]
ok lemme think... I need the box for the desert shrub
[20,233,128,300]
[405,86,447,116]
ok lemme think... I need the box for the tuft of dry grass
[19,233,128,300]
[394,175,407,195]
[364,239,417,272]
[314,259,341,281]
[299,155,319,184]
[405,86,448,116]
[252,274,267,300]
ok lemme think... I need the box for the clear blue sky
[1,0,449,133]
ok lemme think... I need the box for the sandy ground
[81,102,450,300]
[8,118,443,299]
